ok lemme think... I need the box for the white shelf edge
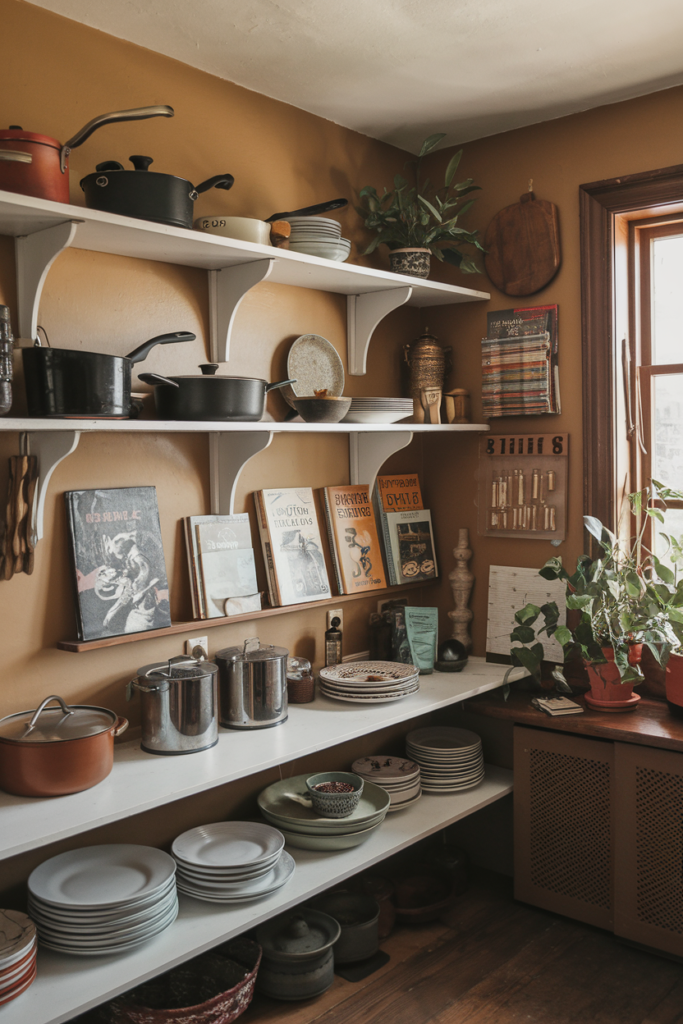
[0,189,490,305]
[0,767,512,1024]
[0,661,523,862]
[0,419,490,434]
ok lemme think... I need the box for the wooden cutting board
[484,190,561,296]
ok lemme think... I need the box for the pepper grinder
[0,306,13,415]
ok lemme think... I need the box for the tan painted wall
[0,0,435,727]
[422,84,683,654]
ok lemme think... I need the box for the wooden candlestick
[448,528,473,652]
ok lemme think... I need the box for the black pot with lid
[80,154,235,229]
[256,909,341,1001]
[138,365,296,422]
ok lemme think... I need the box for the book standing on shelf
[254,488,330,606]
[65,486,171,641]
[373,474,424,585]
[385,508,438,584]
[323,485,386,594]
[184,514,259,619]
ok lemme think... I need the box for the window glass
[652,374,683,489]
[652,234,683,364]
[654,508,683,574]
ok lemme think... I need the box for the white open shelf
[0,659,522,862]
[0,188,489,371]
[0,767,512,1024]
[0,418,487,434]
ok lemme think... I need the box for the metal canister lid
[0,696,116,744]
[216,637,289,664]
[139,655,218,681]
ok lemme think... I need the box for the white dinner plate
[407,726,482,749]
[176,852,294,900]
[319,687,418,704]
[26,876,177,920]
[38,910,177,957]
[36,901,178,951]
[386,791,422,812]
[30,893,177,936]
[342,411,412,424]
[261,809,386,836]
[28,845,176,909]
[172,822,284,870]
[170,858,278,881]
[320,661,418,683]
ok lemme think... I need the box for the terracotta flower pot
[389,247,431,279]
[584,645,643,703]
[665,651,683,719]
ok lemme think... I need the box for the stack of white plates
[406,727,485,794]
[0,911,37,1006]
[286,216,351,262]
[258,775,391,851]
[319,661,419,704]
[28,845,178,956]
[343,397,413,424]
[172,822,294,903]
[351,756,422,811]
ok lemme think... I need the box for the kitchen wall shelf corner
[0,766,512,1024]
[0,659,524,864]
[0,188,489,374]
[57,578,437,652]
[3,419,488,543]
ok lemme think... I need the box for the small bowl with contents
[291,390,352,423]
[287,771,364,818]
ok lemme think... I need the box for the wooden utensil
[484,184,561,296]
[23,456,38,575]
[13,455,28,574]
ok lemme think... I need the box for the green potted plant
[356,133,484,280]
[509,483,683,710]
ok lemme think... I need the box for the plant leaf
[418,133,446,158]
[444,149,463,187]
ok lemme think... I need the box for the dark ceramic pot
[389,247,431,279]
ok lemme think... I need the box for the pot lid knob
[287,917,310,939]
[199,363,220,376]
[9,125,22,130]
[129,154,154,171]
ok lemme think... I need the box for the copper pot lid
[0,695,117,744]
[256,910,340,960]
[217,637,289,664]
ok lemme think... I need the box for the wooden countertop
[466,689,683,754]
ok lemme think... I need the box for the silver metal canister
[215,637,288,730]
[129,655,218,755]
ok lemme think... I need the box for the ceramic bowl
[291,396,352,423]
[194,216,271,246]
[306,772,364,818]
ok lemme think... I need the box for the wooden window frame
[579,164,683,539]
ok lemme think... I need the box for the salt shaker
[0,306,13,415]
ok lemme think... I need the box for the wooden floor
[248,871,683,1024]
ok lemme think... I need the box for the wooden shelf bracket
[347,286,412,375]
[209,260,275,362]
[22,430,81,542]
[349,430,413,493]
[209,430,274,515]
[15,220,80,340]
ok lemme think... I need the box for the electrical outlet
[326,608,344,631]
[185,636,208,659]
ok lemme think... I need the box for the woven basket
[287,674,315,703]
[107,939,262,1024]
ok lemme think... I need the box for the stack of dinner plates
[343,397,413,424]
[318,661,419,704]
[406,727,485,793]
[351,756,422,811]
[258,775,391,851]
[27,845,178,956]
[286,217,351,262]
[0,911,37,1006]
[172,822,294,903]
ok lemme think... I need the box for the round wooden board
[484,194,561,296]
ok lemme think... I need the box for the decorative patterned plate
[320,661,418,683]
[283,334,345,408]
[352,756,420,781]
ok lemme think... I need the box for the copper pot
[0,694,128,797]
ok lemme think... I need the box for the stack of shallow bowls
[0,911,37,1006]
[406,727,485,793]
[342,397,413,424]
[351,756,422,811]
[286,217,351,262]
[27,845,178,955]
[172,822,294,903]
[258,775,390,851]
[318,661,419,704]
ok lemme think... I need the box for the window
[634,221,683,565]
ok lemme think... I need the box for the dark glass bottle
[0,306,13,415]
[324,616,343,667]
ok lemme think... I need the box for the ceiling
[25,0,683,153]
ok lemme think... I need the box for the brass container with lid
[403,328,452,399]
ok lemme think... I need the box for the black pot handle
[126,331,196,364]
[265,198,348,223]
[138,372,180,388]
[265,377,297,394]
[189,174,235,200]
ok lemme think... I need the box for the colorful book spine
[373,475,424,586]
